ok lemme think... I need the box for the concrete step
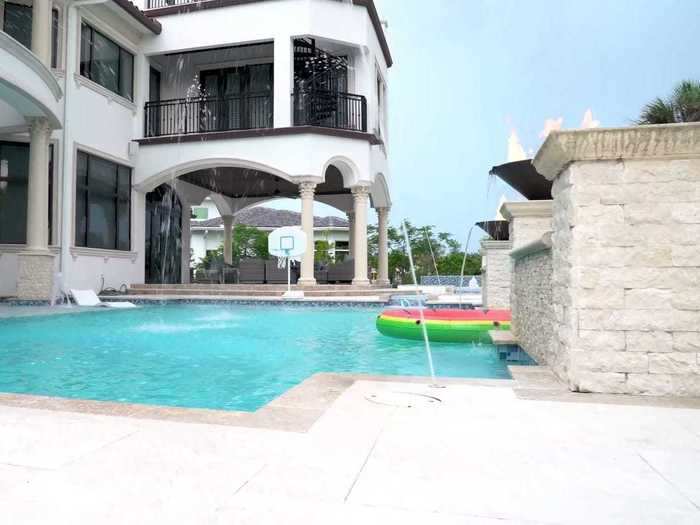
[130,283,383,292]
[127,285,394,298]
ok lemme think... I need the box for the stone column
[532,124,700,397]
[479,239,512,310]
[376,206,390,286]
[351,185,370,286]
[500,201,553,250]
[31,0,52,66]
[17,118,54,300]
[25,118,51,251]
[298,182,316,285]
[347,211,355,258]
[500,200,553,324]
[222,215,234,265]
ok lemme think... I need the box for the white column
[31,0,52,66]
[222,215,234,265]
[17,117,55,300]
[376,206,390,286]
[347,211,355,258]
[351,185,370,286]
[298,182,316,285]
[25,118,52,251]
[273,35,293,128]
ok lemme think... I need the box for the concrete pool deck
[1,369,699,524]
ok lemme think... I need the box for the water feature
[423,226,441,286]
[458,225,477,306]
[49,272,71,308]
[402,221,437,385]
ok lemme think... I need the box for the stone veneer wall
[511,236,555,367]
[501,201,553,250]
[480,240,512,309]
[534,124,700,396]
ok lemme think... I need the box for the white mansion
[0,0,392,299]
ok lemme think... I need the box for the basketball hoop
[268,227,307,298]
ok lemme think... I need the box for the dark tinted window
[3,3,31,49]
[0,141,53,244]
[75,151,131,251]
[4,4,60,68]
[79,23,134,101]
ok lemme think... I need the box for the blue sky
[370,0,700,249]
[268,0,700,250]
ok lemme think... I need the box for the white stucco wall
[0,0,390,295]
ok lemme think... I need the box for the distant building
[190,199,349,267]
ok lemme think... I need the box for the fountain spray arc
[458,225,476,307]
[402,221,438,386]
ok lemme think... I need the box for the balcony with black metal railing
[143,89,367,138]
[144,92,273,138]
[146,0,202,8]
[292,89,367,132]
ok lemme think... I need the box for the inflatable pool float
[376,308,511,343]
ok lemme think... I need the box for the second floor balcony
[144,89,367,138]
[143,38,370,140]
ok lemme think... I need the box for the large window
[3,3,60,68]
[0,141,53,244]
[199,63,273,131]
[75,151,131,251]
[80,22,133,101]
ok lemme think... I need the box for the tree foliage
[196,224,269,270]
[368,220,481,284]
[638,80,700,124]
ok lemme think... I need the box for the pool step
[127,285,393,299]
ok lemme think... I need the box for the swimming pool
[0,304,515,411]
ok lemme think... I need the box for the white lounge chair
[70,289,137,309]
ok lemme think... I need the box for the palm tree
[638,80,700,124]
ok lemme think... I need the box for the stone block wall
[501,201,553,250]
[534,124,700,396]
[511,236,555,368]
[480,240,512,309]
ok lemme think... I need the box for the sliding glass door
[199,63,273,132]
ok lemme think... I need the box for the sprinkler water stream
[402,221,439,387]
[458,225,476,307]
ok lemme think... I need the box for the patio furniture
[193,268,221,283]
[222,264,239,284]
[238,258,266,283]
[70,289,136,309]
[327,258,355,283]
[265,259,299,284]
[314,263,329,284]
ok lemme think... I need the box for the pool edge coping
[1,367,698,432]
[0,373,515,433]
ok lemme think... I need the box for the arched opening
[145,184,183,284]
[141,160,365,286]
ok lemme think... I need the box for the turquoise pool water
[0,304,512,411]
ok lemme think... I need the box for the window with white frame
[75,151,131,251]
[80,22,134,101]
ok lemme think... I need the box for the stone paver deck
[1,376,699,524]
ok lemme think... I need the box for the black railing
[146,0,202,8]
[144,93,273,138]
[293,90,367,132]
